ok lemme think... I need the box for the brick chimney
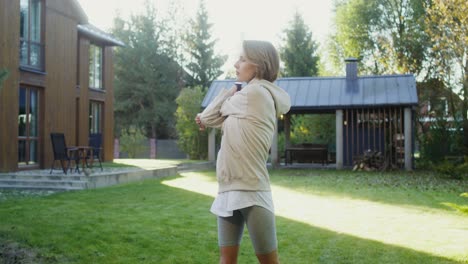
[345,58,358,80]
[345,58,358,93]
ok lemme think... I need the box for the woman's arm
[197,86,236,129]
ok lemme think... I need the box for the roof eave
[77,24,125,47]
[71,0,89,23]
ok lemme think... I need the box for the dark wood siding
[41,4,79,169]
[0,0,21,172]
[76,37,90,147]
[103,47,114,161]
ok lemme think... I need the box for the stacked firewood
[353,150,384,171]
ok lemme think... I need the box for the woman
[196,40,291,264]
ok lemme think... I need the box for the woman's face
[234,52,257,82]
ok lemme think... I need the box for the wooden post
[208,128,216,162]
[150,138,156,159]
[284,113,291,148]
[404,108,413,171]
[336,110,344,169]
[271,119,279,168]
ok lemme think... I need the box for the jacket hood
[255,79,291,116]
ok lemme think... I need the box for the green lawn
[0,168,467,263]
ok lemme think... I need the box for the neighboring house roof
[202,74,418,112]
[78,24,124,47]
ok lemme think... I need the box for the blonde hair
[243,40,280,82]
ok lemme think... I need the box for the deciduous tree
[330,0,430,76]
[425,0,468,154]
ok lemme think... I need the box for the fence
[114,139,187,159]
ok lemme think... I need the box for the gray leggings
[217,206,278,254]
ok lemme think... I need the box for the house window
[428,97,448,116]
[89,101,103,134]
[89,44,103,89]
[20,0,44,70]
[18,87,40,166]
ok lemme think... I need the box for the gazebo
[201,59,418,170]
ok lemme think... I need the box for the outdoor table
[69,146,93,174]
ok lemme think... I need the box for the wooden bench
[285,143,329,165]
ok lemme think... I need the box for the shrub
[432,158,468,180]
[419,118,463,162]
[118,127,148,158]
[175,86,208,160]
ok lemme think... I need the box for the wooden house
[0,0,123,172]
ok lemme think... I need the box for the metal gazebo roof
[202,74,418,112]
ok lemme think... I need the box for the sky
[77,0,335,74]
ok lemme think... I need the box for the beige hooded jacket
[200,79,291,193]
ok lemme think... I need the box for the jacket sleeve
[199,87,235,128]
[220,87,252,118]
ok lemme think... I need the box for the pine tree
[184,0,227,91]
[112,3,183,139]
[280,11,320,77]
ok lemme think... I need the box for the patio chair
[50,133,78,174]
[86,133,103,171]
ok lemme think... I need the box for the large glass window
[18,87,40,166]
[89,101,103,134]
[89,44,103,89]
[20,0,44,70]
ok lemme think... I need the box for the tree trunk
[463,59,468,156]
[151,125,157,159]
[114,138,120,159]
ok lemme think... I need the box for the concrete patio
[0,160,215,191]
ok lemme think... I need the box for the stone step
[0,184,83,191]
[0,165,183,191]
[0,174,87,181]
[0,179,87,190]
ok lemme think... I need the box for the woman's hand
[229,85,238,96]
[195,113,205,131]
